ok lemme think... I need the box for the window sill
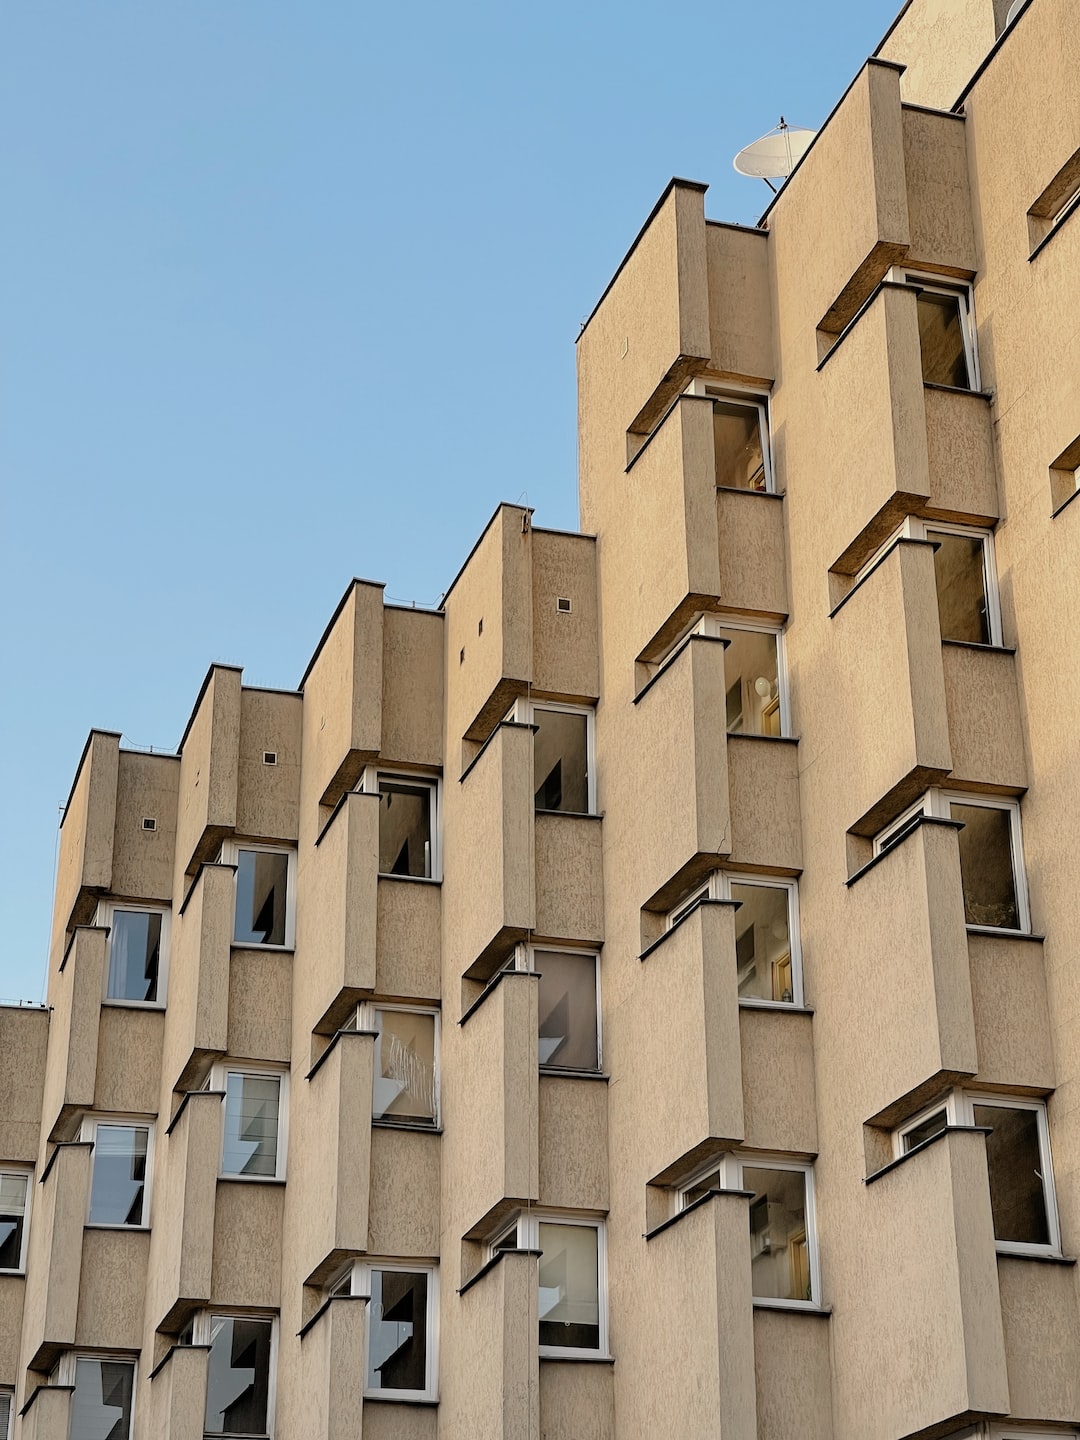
[1029,193,1080,261]
[996,1249,1076,1266]
[371,1119,442,1133]
[716,484,783,500]
[922,381,992,399]
[726,730,797,744]
[230,943,295,955]
[965,925,1041,940]
[940,639,1015,655]
[539,1067,609,1081]
[534,808,601,820]
[362,1394,439,1406]
[1052,485,1080,520]
[101,999,167,1011]
[752,1299,831,1315]
[0,1267,26,1276]
[539,1351,615,1363]
[377,873,442,885]
[218,1174,287,1185]
[84,1223,150,1232]
[738,999,814,1014]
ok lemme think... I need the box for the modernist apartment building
[2,0,1079,1435]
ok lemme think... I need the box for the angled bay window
[54,1355,136,1440]
[490,1214,607,1357]
[896,1092,1059,1256]
[0,1170,30,1272]
[890,270,979,391]
[97,903,168,1005]
[184,1312,275,1437]
[0,1390,10,1440]
[509,946,602,1072]
[855,518,1001,646]
[686,379,773,492]
[211,1066,287,1180]
[223,843,295,949]
[678,1154,819,1307]
[331,1261,438,1401]
[668,872,803,1007]
[509,699,596,814]
[702,618,787,737]
[359,768,441,880]
[875,790,1029,933]
[354,1003,440,1127]
[81,1119,151,1227]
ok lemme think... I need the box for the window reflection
[234,850,288,946]
[719,628,782,736]
[533,709,590,813]
[731,884,793,1003]
[204,1316,272,1437]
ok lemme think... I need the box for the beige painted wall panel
[375,876,441,1001]
[753,1307,834,1440]
[705,224,773,382]
[638,904,742,1182]
[211,1179,283,1309]
[148,1343,210,1440]
[110,751,178,903]
[226,949,292,1063]
[367,1128,440,1259]
[716,491,788,616]
[997,1254,1080,1421]
[878,0,996,108]
[537,1076,608,1213]
[0,1006,48,1162]
[301,581,384,809]
[362,1400,437,1440]
[52,731,119,955]
[21,1143,90,1362]
[19,1387,73,1440]
[380,605,444,768]
[75,1228,148,1348]
[533,815,604,945]
[739,1008,817,1155]
[969,935,1054,1090]
[902,108,977,272]
[175,666,241,879]
[531,530,599,703]
[42,928,106,1140]
[235,689,302,842]
[538,1359,615,1440]
[163,864,233,1091]
[0,1274,25,1379]
[941,642,1027,789]
[94,1006,163,1116]
[144,1091,220,1329]
[924,387,999,524]
[726,737,802,873]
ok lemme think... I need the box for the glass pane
[902,1108,948,1151]
[367,1269,428,1394]
[929,531,990,644]
[378,780,433,877]
[973,1104,1050,1246]
[950,803,1020,929]
[536,951,599,1070]
[682,1169,723,1206]
[731,884,793,1002]
[0,1173,27,1270]
[107,910,161,1003]
[538,1222,600,1350]
[0,1394,10,1438]
[234,850,288,946]
[204,1315,272,1435]
[744,1167,812,1302]
[719,629,781,736]
[88,1126,147,1226]
[533,710,589,813]
[712,399,767,491]
[71,1357,134,1440]
[372,1010,437,1123]
[222,1073,280,1177]
[916,291,971,389]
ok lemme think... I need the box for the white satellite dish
[734,118,816,192]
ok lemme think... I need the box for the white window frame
[686,378,774,493]
[0,1166,32,1274]
[854,517,1002,646]
[700,615,790,738]
[358,768,443,882]
[509,944,603,1073]
[78,1116,154,1230]
[888,267,980,391]
[894,1090,1060,1257]
[220,842,297,950]
[355,1002,441,1128]
[95,901,170,1007]
[331,1259,439,1401]
[188,1310,278,1439]
[488,1212,608,1359]
[508,698,598,816]
[873,789,1030,934]
[53,1353,137,1436]
[666,871,803,1008]
[677,1153,821,1310]
[208,1063,289,1182]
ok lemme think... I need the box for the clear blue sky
[1,0,899,1002]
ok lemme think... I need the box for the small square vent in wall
[263,751,278,766]
[557,597,572,614]
[142,817,157,832]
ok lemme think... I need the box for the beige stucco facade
[3,0,1079,1435]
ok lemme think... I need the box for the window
[97,903,168,1004]
[222,844,295,949]
[58,1355,136,1440]
[712,619,788,737]
[0,1170,30,1272]
[668,873,803,1006]
[856,519,1001,646]
[186,1312,275,1437]
[0,1390,10,1440]
[211,1067,287,1181]
[1028,145,1080,253]
[896,1092,1059,1256]
[489,1214,607,1357]
[80,1119,151,1227]
[891,271,979,390]
[678,1154,819,1306]
[332,1261,438,1401]
[1050,434,1080,514]
[359,769,441,880]
[874,791,1029,933]
[687,380,773,492]
[509,700,596,815]
[355,1004,440,1127]
[509,946,602,1071]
